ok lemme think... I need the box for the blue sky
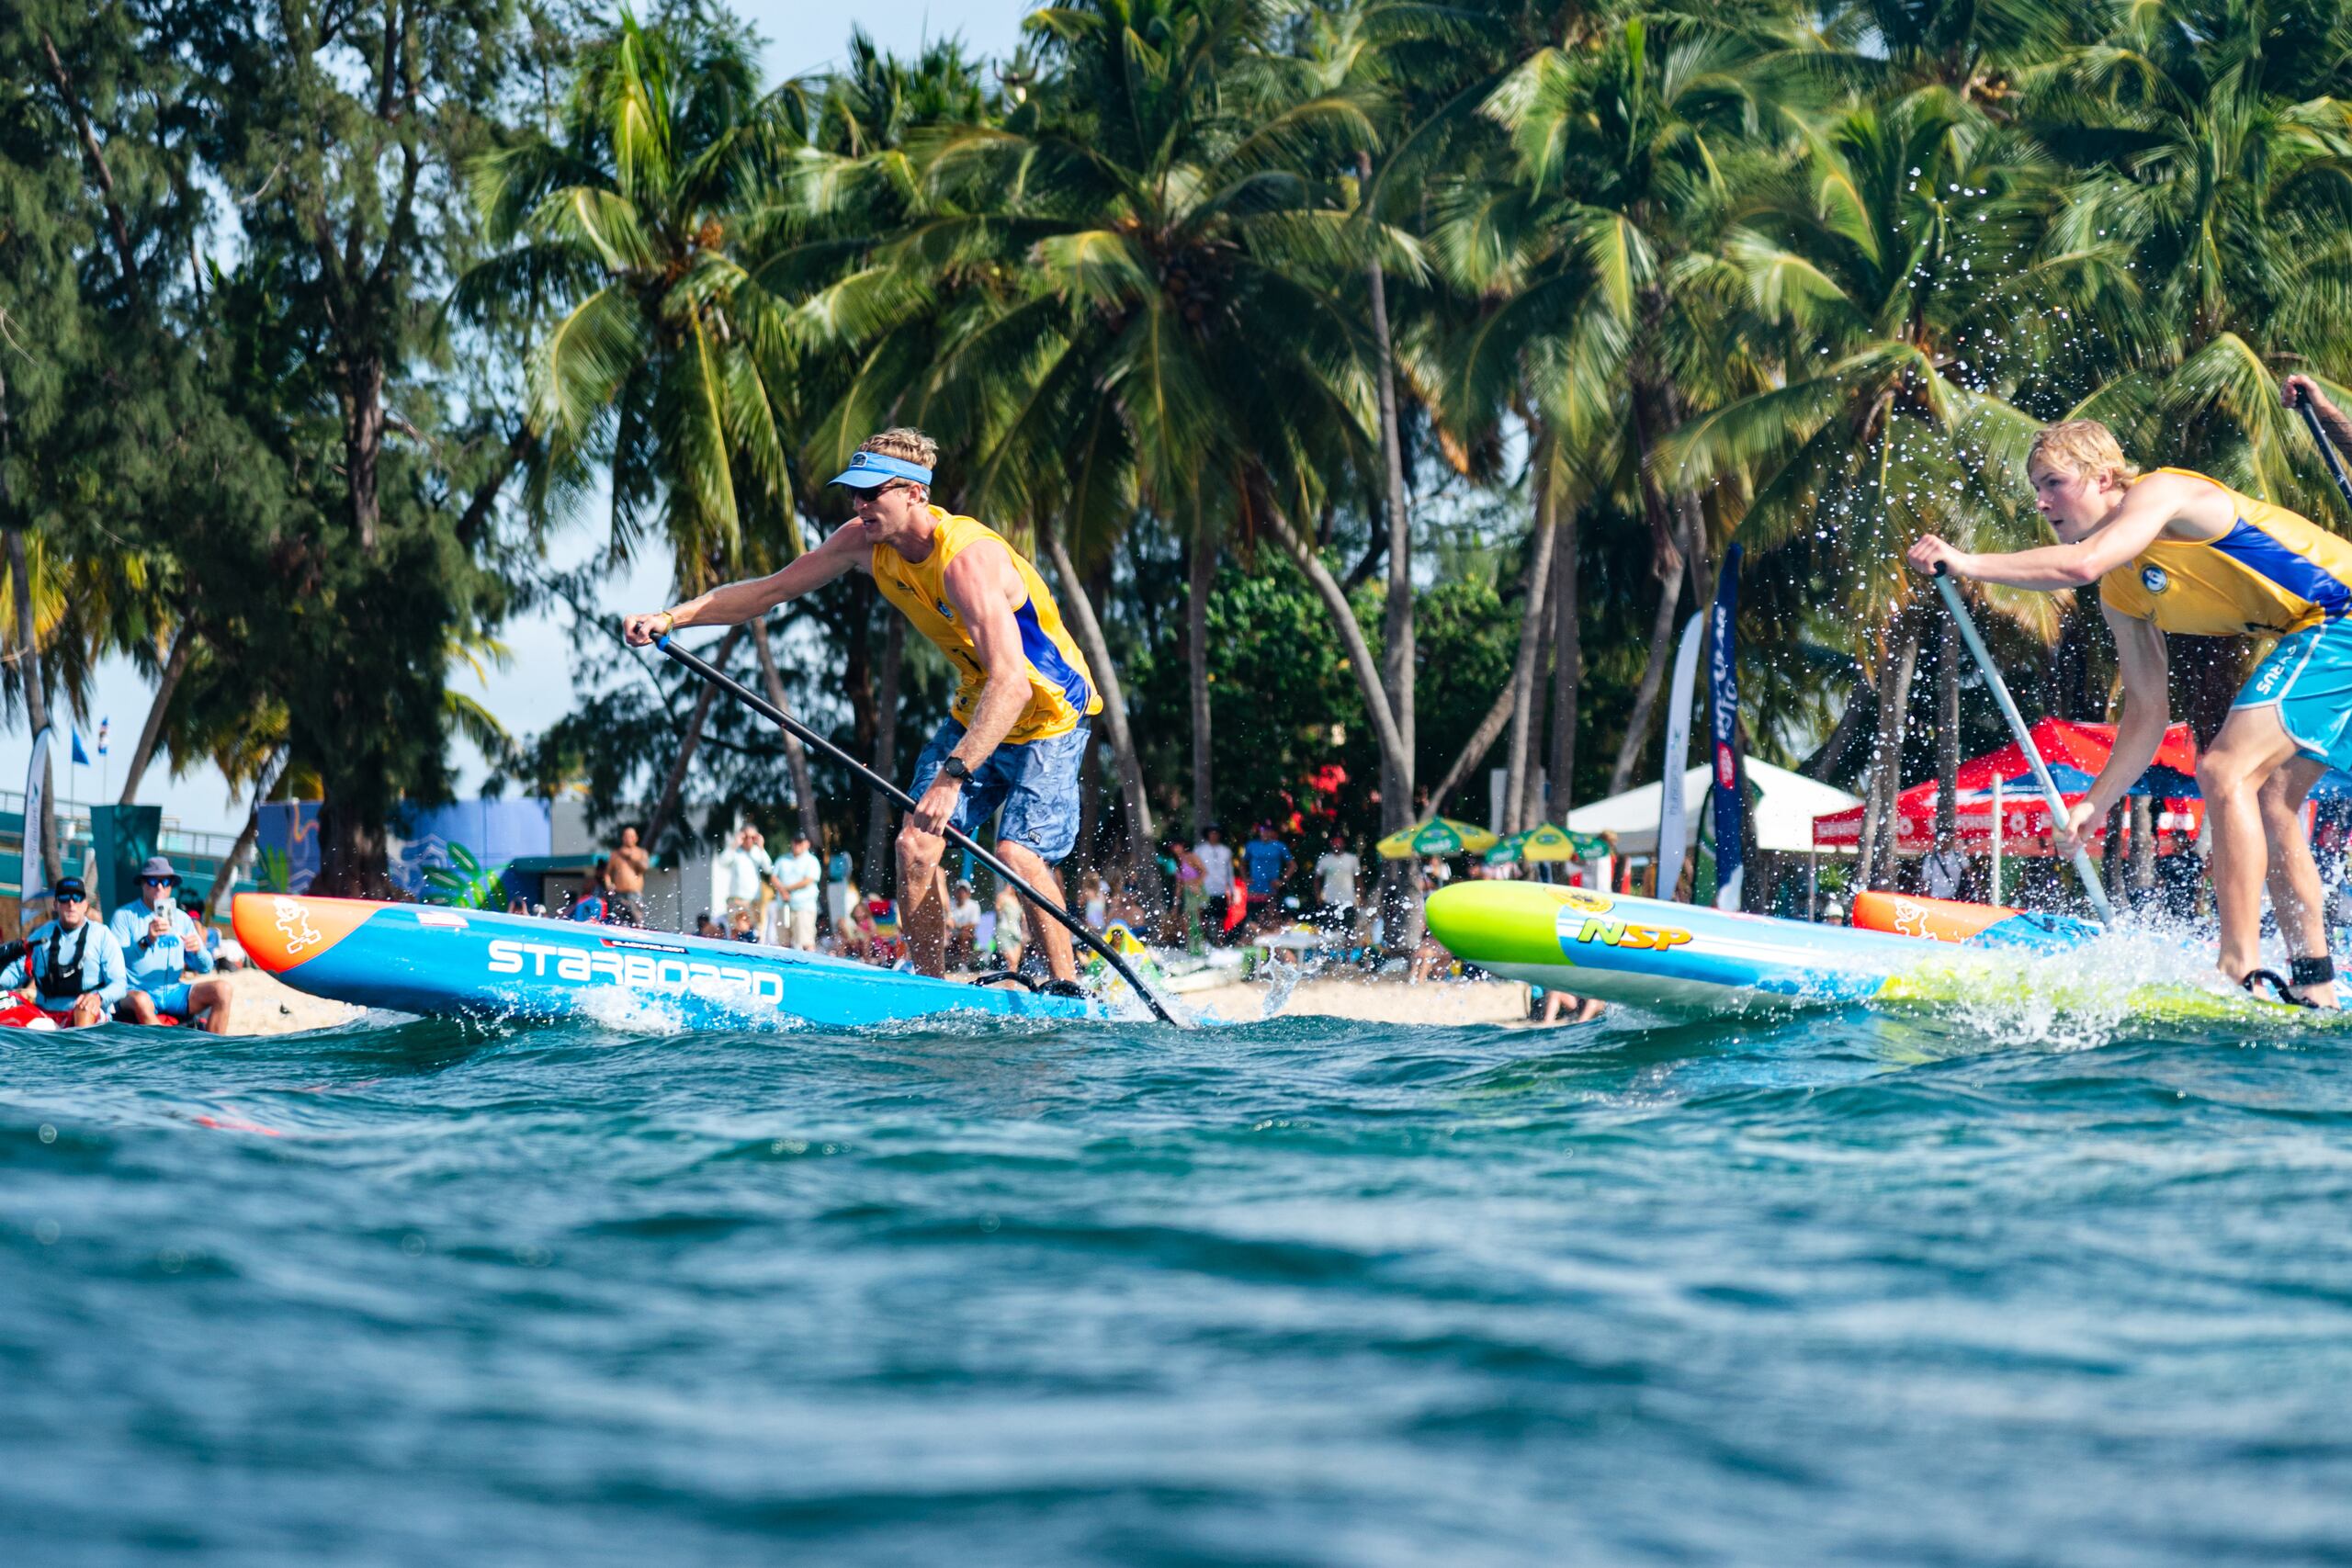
[4,3,1034,837]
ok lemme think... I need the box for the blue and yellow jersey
[2099,468,2352,636]
[870,507,1102,743]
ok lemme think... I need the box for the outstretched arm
[622,526,867,645]
[2285,375,2352,455]
[1907,474,2211,590]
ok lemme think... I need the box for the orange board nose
[1850,890,2018,943]
[232,893,379,973]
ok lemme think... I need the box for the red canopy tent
[1811,719,2203,856]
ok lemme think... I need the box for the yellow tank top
[870,508,1102,743]
[2098,468,2352,636]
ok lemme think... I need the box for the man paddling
[622,428,1102,983]
[1907,412,2352,1005]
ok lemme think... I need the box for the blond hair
[857,427,938,471]
[2028,420,2139,487]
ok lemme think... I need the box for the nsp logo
[1569,918,1693,953]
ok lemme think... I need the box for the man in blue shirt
[111,856,232,1032]
[5,876,130,1026]
[1240,821,1295,931]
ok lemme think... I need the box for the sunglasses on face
[142,877,174,886]
[55,892,85,904]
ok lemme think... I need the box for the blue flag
[70,730,89,766]
[1708,544,1744,909]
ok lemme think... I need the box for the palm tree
[1664,87,2075,886]
[907,0,1387,883]
[458,9,798,852]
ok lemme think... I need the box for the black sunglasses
[141,876,175,886]
[54,891,85,903]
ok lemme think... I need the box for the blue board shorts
[2234,618,2352,770]
[910,717,1091,864]
[141,979,195,1017]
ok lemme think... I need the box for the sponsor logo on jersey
[2141,565,2169,594]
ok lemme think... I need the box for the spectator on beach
[946,880,981,969]
[1193,825,1234,941]
[111,857,234,1032]
[840,891,875,962]
[712,825,772,925]
[1311,829,1361,934]
[567,866,608,923]
[865,897,905,966]
[1108,879,1147,932]
[605,825,650,922]
[694,911,718,940]
[823,845,854,937]
[772,830,822,952]
[1083,875,1110,930]
[1240,822,1295,931]
[728,906,758,942]
[4,877,128,1027]
[506,892,533,917]
[1920,834,1966,901]
[992,883,1027,972]
[1163,840,1206,942]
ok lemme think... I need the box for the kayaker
[110,855,234,1032]
[623,428,1102,984]
[1908,407,2352,1005]
[3,877,130,1026]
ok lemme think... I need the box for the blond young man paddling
[622,429,1102,983]
[1907,402,2352,1006]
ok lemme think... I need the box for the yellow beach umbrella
[1375,818,1501,860]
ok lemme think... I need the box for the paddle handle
[2292,392,2352,513]
[1931,566,2116,923]
[655,635,1182,1025]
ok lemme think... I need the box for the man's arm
[623,526,868,645]
[943,540,1036,764]
[1908,474,2218,589]
[2056,607,2172,853]
[180,912,215,974]
[2284,375,2352,455]
[93,929,130,1009]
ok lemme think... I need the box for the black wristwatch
[941,756,973,784]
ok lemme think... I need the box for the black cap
[53,876,85,897]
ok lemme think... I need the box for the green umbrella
[1483,822,1605,863]
[1375,817,1502,859]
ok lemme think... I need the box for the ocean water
[6,996,2352,1565]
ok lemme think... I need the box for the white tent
[1565,758,1861,857]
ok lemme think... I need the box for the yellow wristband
[654,611,676,636]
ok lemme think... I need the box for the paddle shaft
[1931,566,2117,923]
[656,635,1181,1025]
[2293,394,2352,512]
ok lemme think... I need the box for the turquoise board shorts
[141,979,194,1017]
[910,716,1091,864]
[2234,618,2352,770]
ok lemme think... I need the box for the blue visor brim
[828,452,933,489]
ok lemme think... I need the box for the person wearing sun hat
[109,855,233,1032]
[2,876,129,1026]
[622,427,1103,987]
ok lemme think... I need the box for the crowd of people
[3,855,243,1032]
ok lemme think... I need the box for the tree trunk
[343,354,385,553]
[1799,668,1874,784]
[1187,529,1215,839]
[1935,616,1960,846]
[1040,519,1160,896]
[119,620,196,805]
[208,748,288,923]
[645,624,744,853]
[1610,519,1690,795]
[1500,491,1561,833]
[315,796,393,897]
[1865,614,1923,890]
[1548,495,1581,825]
[752,626,822,850]
[6,526,59,891]
[1263,500,1419,949]
[862,616,904,894]
[1515,617,1554,834]
[1362,152,1419,949]
[1421,510,1563,814]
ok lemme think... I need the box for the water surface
[6,995,2351,1563]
